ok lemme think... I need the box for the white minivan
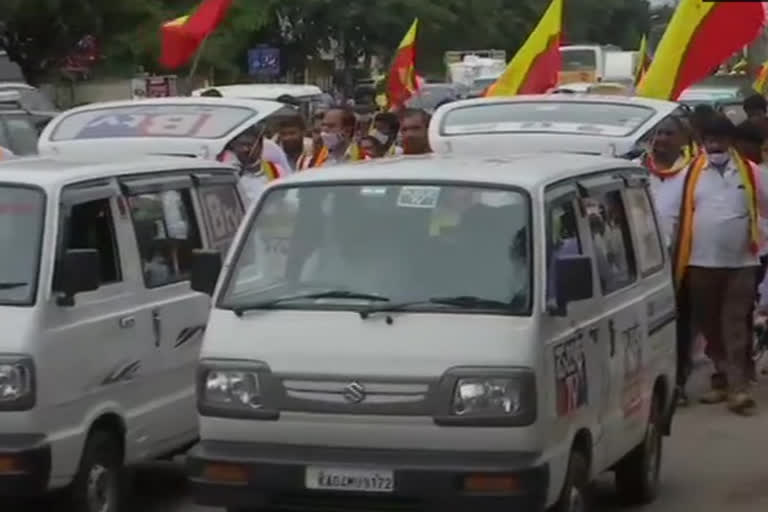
[0,155,245,511]
[186,153,677,512]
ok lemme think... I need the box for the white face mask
[321,131,343,150]
[369,129,389,145]
[707,151,730,167]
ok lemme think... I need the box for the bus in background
[559,44,633,85]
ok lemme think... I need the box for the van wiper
[359,295,512,319]
[232,290,390,316]
[0,282,27,290]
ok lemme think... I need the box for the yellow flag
[754,60,768,94]
[488,0,563,96]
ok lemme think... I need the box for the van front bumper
[187,441,549,512]
[0,434,51,496]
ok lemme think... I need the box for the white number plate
[305,466,394,493]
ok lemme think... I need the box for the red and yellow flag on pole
[386,18,419,110]
[754,59,768,94]
[634,35,650,87]
[636,0,767,101]
[159,0,233,70]
[486,0,563,97]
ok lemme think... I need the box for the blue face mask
[707,151,730,167]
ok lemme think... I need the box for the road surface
[13,363,768,511]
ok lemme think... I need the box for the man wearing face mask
[668,115,768,414]
[311,108,365,167]
[371,112,402,156]
[219,124,291,204]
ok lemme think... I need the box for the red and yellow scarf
[261,160,282,181]
[673,150,760,287]
[644,143,697,179]
[300,143,365,169]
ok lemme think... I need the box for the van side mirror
[550,255,594,316]
[190,249,222,295]
[55,249,100,306]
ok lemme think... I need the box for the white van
[0,156,246,511]
[185,154,677,512]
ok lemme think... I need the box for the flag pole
[189,34,210,79]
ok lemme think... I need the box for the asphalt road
[10,362,768,511]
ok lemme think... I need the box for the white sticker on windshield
[397,186,440,208]
[361,186,387,196]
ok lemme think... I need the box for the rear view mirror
[550,255,594,316]
[190,249,223,295]
[56,249,100,306]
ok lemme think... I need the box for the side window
[197,184,245,253]
[624,186,664,275]
[129,189,203,288]
[546,193,584,303]
[55,198,122,287]
[0,120,11,149]
[5,116,39,155]
[584,189,637,294]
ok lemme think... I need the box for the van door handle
[119,316,135,329]
[152,310,162,347]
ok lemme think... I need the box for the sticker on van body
[553,336,588,416]
[397,186,440,208]
[621,323,644,418]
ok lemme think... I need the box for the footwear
[727,392,756,415]
[699,389,727,404]
[676,387,689,407]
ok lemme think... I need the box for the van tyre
[552,451,591,512]
[68,430,123,512]
[614,395,662,505]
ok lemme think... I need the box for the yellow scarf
[673,150,760,288]
[261,160,281,181]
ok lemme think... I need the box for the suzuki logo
[343,381,366,404]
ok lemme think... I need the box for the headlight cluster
[0,355,35,410]
[453,378,522,416]
[197,361,277,420]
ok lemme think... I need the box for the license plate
[305,466,394,493]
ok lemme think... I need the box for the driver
[219,124,292,204]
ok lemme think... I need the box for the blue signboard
[248,47,280,76]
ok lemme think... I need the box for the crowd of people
[641,94,768,415]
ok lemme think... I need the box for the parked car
[429,94,684,159]
[405,83,468,113]
[0,90,58,156]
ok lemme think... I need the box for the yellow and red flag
[636,0,767,101]
[753,59,768,94]
[634,35,651,87]
[487,0,563,96]
[159,0,233,70]
[386,18,420,110]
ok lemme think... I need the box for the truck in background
[445,50,506,96]
[559,44,636,85]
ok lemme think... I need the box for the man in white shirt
[667,115,768,414]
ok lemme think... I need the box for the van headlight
[435,368,536,426]
[197,360,277,420]
[0,355,35,411]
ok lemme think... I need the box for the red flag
[637,0,767,100]
[386,19,419,110]
[159,0,233,70]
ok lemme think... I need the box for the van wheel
[614,395,662,505]
[68,430,123,512]
[552,451,591,512]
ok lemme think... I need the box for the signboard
[198,185,245,252]
[131,76,178,99]
[248,47,280,76]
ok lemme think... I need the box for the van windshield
[220,183,532,315]
[0,186,45,305]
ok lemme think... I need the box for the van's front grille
[271,375,437,415]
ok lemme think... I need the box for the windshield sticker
[553,335,588,417]
[397,186,440,208]
[75,112,211,139]
[360,186,388,196]
[0,203,38,214]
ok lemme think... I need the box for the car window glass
[546,198,583,304]
[0,121,10,149]
[584,189,637,294]
[196,184,245,254]
[55,198,122,287]
[129,189,203,288]
[624,187,664,274]
[5,116,39,155]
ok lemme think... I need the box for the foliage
[0,0,653,84]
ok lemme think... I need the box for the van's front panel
[189,180,551,511]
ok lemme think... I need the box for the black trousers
[677,277,693,388]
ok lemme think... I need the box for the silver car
[429,94,685,159]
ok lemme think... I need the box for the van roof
[0,155,234,188]
[276,153,639,190]
[192,84,324,99]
